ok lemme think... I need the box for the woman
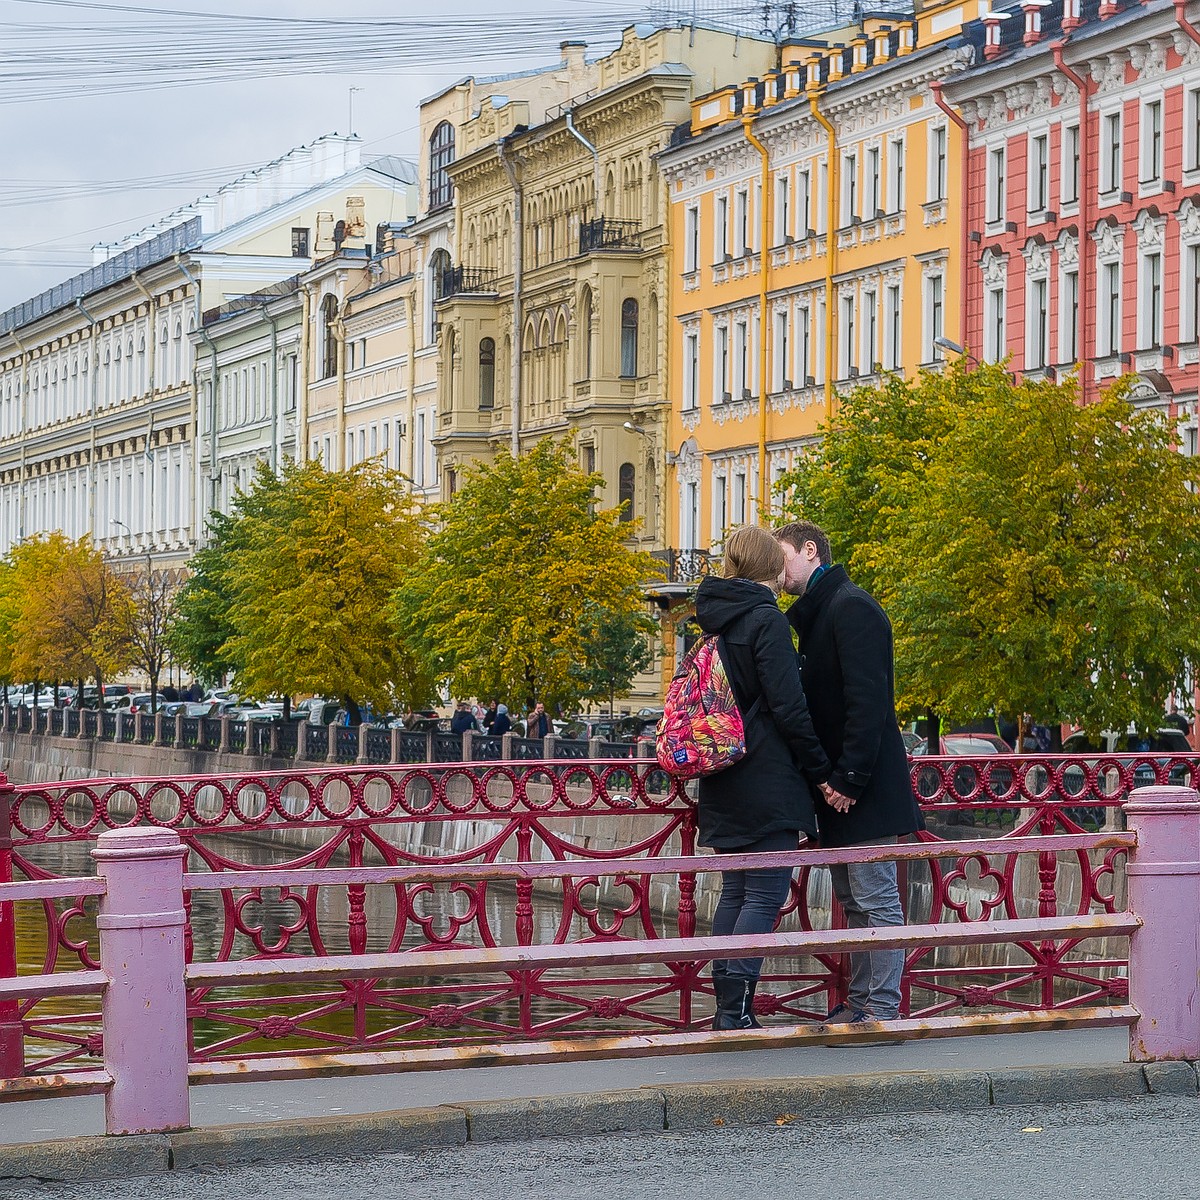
[695,524,830,1030]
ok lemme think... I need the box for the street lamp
[934,336,981,365]
[623,420,648,435]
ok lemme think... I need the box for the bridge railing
[2,783,1197,1137]
[3,755,1198,1086]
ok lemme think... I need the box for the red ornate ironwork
[1,752,1193,1075]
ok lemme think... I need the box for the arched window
[429,122,455,211]
[320,295,339,379]
[580,286,593,379]
[620,298,639,378]
[618,462,635,522]
[444,326,455,411]
[479,337,495,409]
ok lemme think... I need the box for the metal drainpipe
[73,302,101,540]
[9,329,29,543]
[1176,3,1200,422]
[807,89,839,422]
[298,284,312,464]
[1050,42,1094,404]
[499,136,524,458]
[404,289,417,481]
[173,257,219,523]
[564,110,602,218]
[930,81,971,355]
[741,115,772,523]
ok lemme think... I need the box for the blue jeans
[711,830,798,980]
[829,836,905,1020]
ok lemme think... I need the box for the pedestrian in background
[450,701,478,734]
[482,700,498,732]
[694,524,830,1031]
[526,701,550,739]
[491,704,512,736]
[776,520,923,1028]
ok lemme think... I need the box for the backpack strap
[715,633,763,724]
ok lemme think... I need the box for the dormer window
[429,121,455,211]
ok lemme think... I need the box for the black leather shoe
[712,975,762,1030]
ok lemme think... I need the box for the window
[620,299,639,378]
[842,152,857,225]
[863,291,877,374]
[581,286,593,378]
[986,286,1006,363]
[1141,252,1163,348]
[320,295,338,380]
[684,206,700,272]
[291,227,310,257]
[926,274,944,360]
[1142,100,1163,185]
[429,121,455,211]
[798,170,812,235]
[733,472,746,525]
[618,463,635,522]
[1102,112,1122,193]
[1188,244,1200,341]
[1102,260,1121,355]
[684,332,699,409]
[889,136,906,212]
[817,161,829,234]
[715,194,729,260]
[1062,125,1080,205]
[866,146,881,218]
[717,325,729,399]
[1189,87,1200,172]
[774,175,790,245]
[841,295,856,378]
[987,147,1006,223]
[1028,277,1048,368]
[884,286,901,371]
[773,310,789,391]
[682,480,698,550]
[1030,134,1049,212]
[798,306,812,384]
[734,320,748,397]
[1062,269,1079,362]
[929,127,946,203]
[713,474,727,540]
[734,189,749,255]
[479,337,495,409]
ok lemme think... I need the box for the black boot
[712,975,762,1030]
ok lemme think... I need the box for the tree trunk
[283,695,291,721]
[149,670,159,713]
[925,707,940,756]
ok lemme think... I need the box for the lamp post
[934,335,980,365]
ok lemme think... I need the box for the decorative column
[1126,785,1200,1061]
[92,827,190,1134]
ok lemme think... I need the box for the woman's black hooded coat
[693,576,830,848]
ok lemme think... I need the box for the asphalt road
[6,1095,1200,1200]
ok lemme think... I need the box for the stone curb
[0,1062,1195,1182]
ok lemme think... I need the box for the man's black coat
[787,565,922,847]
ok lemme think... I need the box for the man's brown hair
[722,524,786,584]
[774,521,832,566]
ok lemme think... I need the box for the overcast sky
[2,0,781,313]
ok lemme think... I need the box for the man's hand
[819,781,857,813]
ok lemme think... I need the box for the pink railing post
[0,774,24,1077]
[92,826,190,1134]
[1125,784,1200,1061]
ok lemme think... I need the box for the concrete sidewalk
[6,1025,1198,1185]
[0,1025,1131,1145]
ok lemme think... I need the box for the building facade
[0,135,418,565]
[659,5,972,597]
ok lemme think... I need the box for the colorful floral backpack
[655,634,761,779]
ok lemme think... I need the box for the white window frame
[774,174,790,245]
[1101,110,1122,195]
[985,284,1006,363]
[1029,132,1050,214]
[842,152,858,225]
[684,205,700,273]
[1185,241,1200,343]
[1187,86,1200,174]
[714,194,729,261]
[1061,123,1080,207]
[862,289,877,375]
[925,272,945,362]
[1139,250,1163,349]
[1140,98,1164,188]
[683,330,699,410]
[773,309,790,391]
[1025,274,1049,369]
[865,145,881,219]
[987,145,1006,225]
[1100,259,1122,356]
[734,188,750,256]
[715,323,730,400]
[733,319,749,398]
[928,125,947,204]
[1060,266,1079,364]
[889,135,906,212]
[883,284,901,371]
[797,304,812,385]
[840,293,857,378]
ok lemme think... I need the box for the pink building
[945,0,1200,463]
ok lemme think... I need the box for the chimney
[1061,0,1082,29]
[560,40,587,71]
[874,26,893,62]
[983,10,1012,60]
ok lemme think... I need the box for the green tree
[123,562,181,712]
[778,363,1200,737]
[575,603,658,716]
[172,460,433,721]
[390,439,662,714]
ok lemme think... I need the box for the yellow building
[659,8,973,593]
[428,23,777,557]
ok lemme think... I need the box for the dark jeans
[710,829,799,980]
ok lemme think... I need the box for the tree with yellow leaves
[390,439,662,715]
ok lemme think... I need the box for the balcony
[438,265,498,301]
[649,547,716,586]
[579,218,642,255]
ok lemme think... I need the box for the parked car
[1062,727,1193,791]
[162,700,219,719]
[910,733,1016,800]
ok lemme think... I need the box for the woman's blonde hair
[722,524,785,584]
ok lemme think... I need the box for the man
[775,521,923,1026]
[526,701,550,740]
[449,701,477,734]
